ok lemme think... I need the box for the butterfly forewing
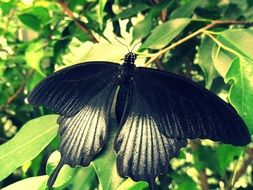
[28,62,119,116]
[133,67,251,146]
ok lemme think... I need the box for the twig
[57,0,98,43]
[146,20,253,65]
[225,147,253,190]
[0,70,34,111]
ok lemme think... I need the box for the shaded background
[0,0,253,189]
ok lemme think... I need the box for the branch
[0,70,34,111]
[225,147,253,190]
[57,0,98,43]
[146,20,253,65]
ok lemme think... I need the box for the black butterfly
[28,52,251,189]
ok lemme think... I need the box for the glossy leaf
[225,57,253,133]
[140,18,190,49]
[0,115,58,181]
[212,29,253,77]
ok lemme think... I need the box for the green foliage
[0,0,253,190]
[0,115,58,181]
[140,18,190,49]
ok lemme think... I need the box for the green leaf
[72,167,96,190]
[25,41,45,76]
[46,151,75,188]
[217,29,253,60]
[170,0,203,19]
[18,13,41,31]
[225,57,253,133]
[27,6,50,24]
[198,37,217,89]
[0,115,58,181]
[98,0,107,24]
[140,18,190,49]
[212,29,253,77]
[193,145,219,172]
[171,173,198,190]
[215,144,243,176]
[26,72,44,92]
[116,178,148,190]
[0,91,8,105]
[117,3,150,19]
[92,119,125,190]
[212,43,235,77]
[132,13,153,40]
[2,176,48,190]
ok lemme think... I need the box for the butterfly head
[124,52,137,65]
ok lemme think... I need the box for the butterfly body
[28,52,251,190]
[118,52,137,84]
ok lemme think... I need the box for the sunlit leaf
[25,41,45,76]
[98,0,107,24]
[0,115,58,181]
[116,178,148,190]
[2,176,48,190]
[140,18,190,49]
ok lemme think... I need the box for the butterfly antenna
[115,37,130,52]
[130,41,142,52]
[47,158,64,189]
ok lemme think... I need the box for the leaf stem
[145,20,253,65]
[203,31,242,58]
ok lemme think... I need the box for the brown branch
[57,0,98,43]
[225,147,253,190]
[146,19,253,65]
[0,70,34,111]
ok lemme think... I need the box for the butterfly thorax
[118,52,136,84]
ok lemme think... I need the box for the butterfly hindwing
[131,67,251,146]
[47,82,118,188]
[28,62,119,117]
[114,81,187,184]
